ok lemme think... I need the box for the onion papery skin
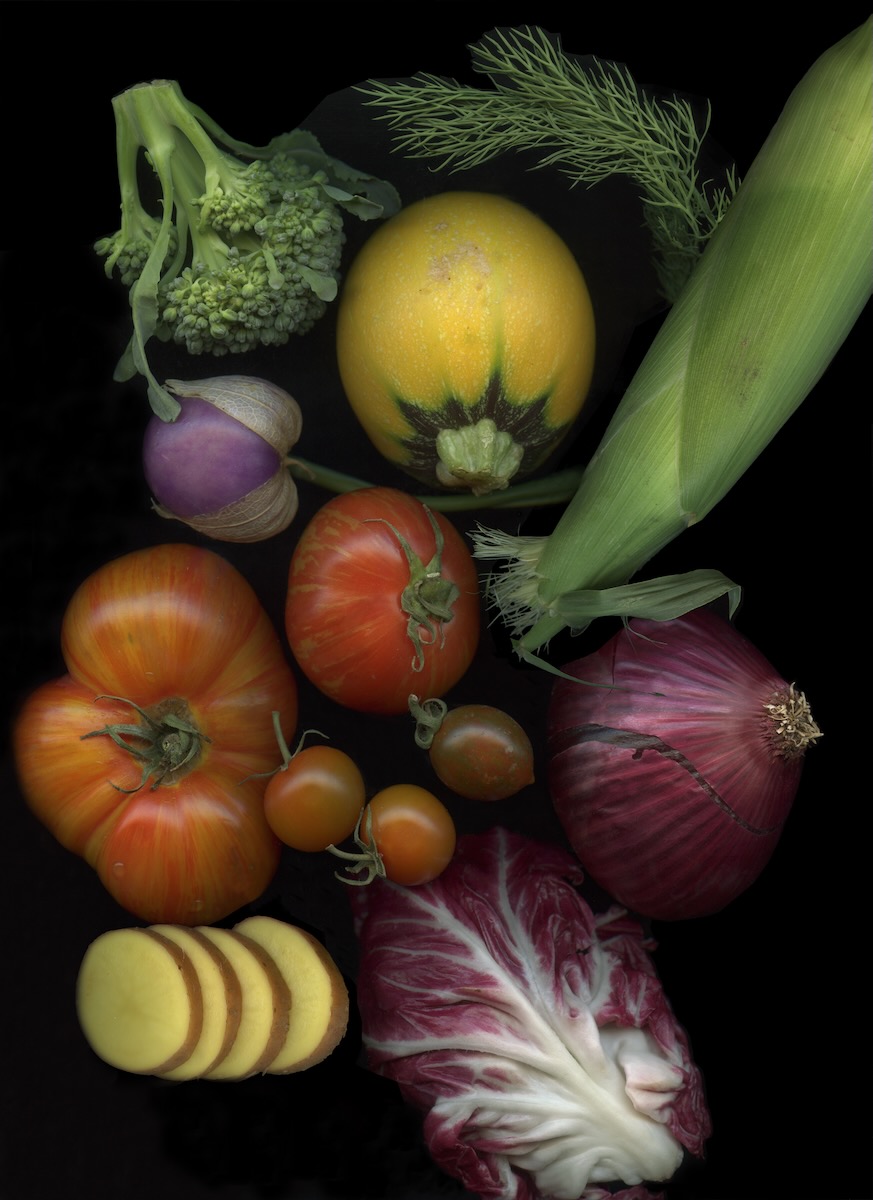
[547,609,812,920]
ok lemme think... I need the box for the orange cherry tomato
[362,784,456,886]
[264,745,366,852]
[12,544,297,925]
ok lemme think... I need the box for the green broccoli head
[159,156,347,357]
[96,80,399,419]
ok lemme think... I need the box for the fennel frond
[359,26,739,301]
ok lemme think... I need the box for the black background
[2,6,870,1200]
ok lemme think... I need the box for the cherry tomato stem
[330,784,456,887]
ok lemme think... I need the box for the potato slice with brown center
[234,915,349,1074]
[76,927,203,1075]
[151,925,243,1081]
[196,927,290,1081]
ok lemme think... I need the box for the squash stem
[287,456,584,512]
[434,418,524,494]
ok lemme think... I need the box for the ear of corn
[473,17,873,655]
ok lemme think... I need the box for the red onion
[142,376,302,542]
[547,608,821,920]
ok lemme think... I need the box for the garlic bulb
[142,376,303,543]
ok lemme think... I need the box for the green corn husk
[473,18,872,655]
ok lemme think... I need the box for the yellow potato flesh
[151,925,243,1081]
[234,915,349,1073]
[196,927,290,1081]
[76,928,202,1075]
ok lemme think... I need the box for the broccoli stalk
[96,79,399,419]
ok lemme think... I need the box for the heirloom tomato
[13,544,298,925]
[285,488,480,714]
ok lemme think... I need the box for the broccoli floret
[96,79,399,419]
[95,206,179,289]
[159,154,346,356]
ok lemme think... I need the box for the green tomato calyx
[242,712,329,782]
[326,806,386,887]
[82,695,210,792]
[408,693,448,749]
[366,506,461,673]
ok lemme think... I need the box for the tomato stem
[326,807,386,887]
[366,506,460,673]
[241,712,329,782]
[81,695,209,792]
[408,694,448,749]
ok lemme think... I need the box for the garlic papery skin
[164,376,302,453]
[546,608,822,921]
[153,466,299,543]
[143,376,302,543]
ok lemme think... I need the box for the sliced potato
[76,927,203,1075]
[150,925,243,1081]
[196,927,291,1081]
[234,915,349,1073]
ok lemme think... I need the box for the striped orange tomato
[13,544,297,925]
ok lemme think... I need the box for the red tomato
[428,704,535,801]
[264,745,366,852]
[362,784,456,886]
[285,488,480,714]
[13,544,298,925]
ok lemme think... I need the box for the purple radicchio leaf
[350,827,711,1200]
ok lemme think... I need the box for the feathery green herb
[360,26,738,301]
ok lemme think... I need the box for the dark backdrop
[2,7,870,1200]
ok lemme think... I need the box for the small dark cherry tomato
[264,745,366,852]
[429,704,535,802]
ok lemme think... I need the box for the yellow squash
[335,191,596,495]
